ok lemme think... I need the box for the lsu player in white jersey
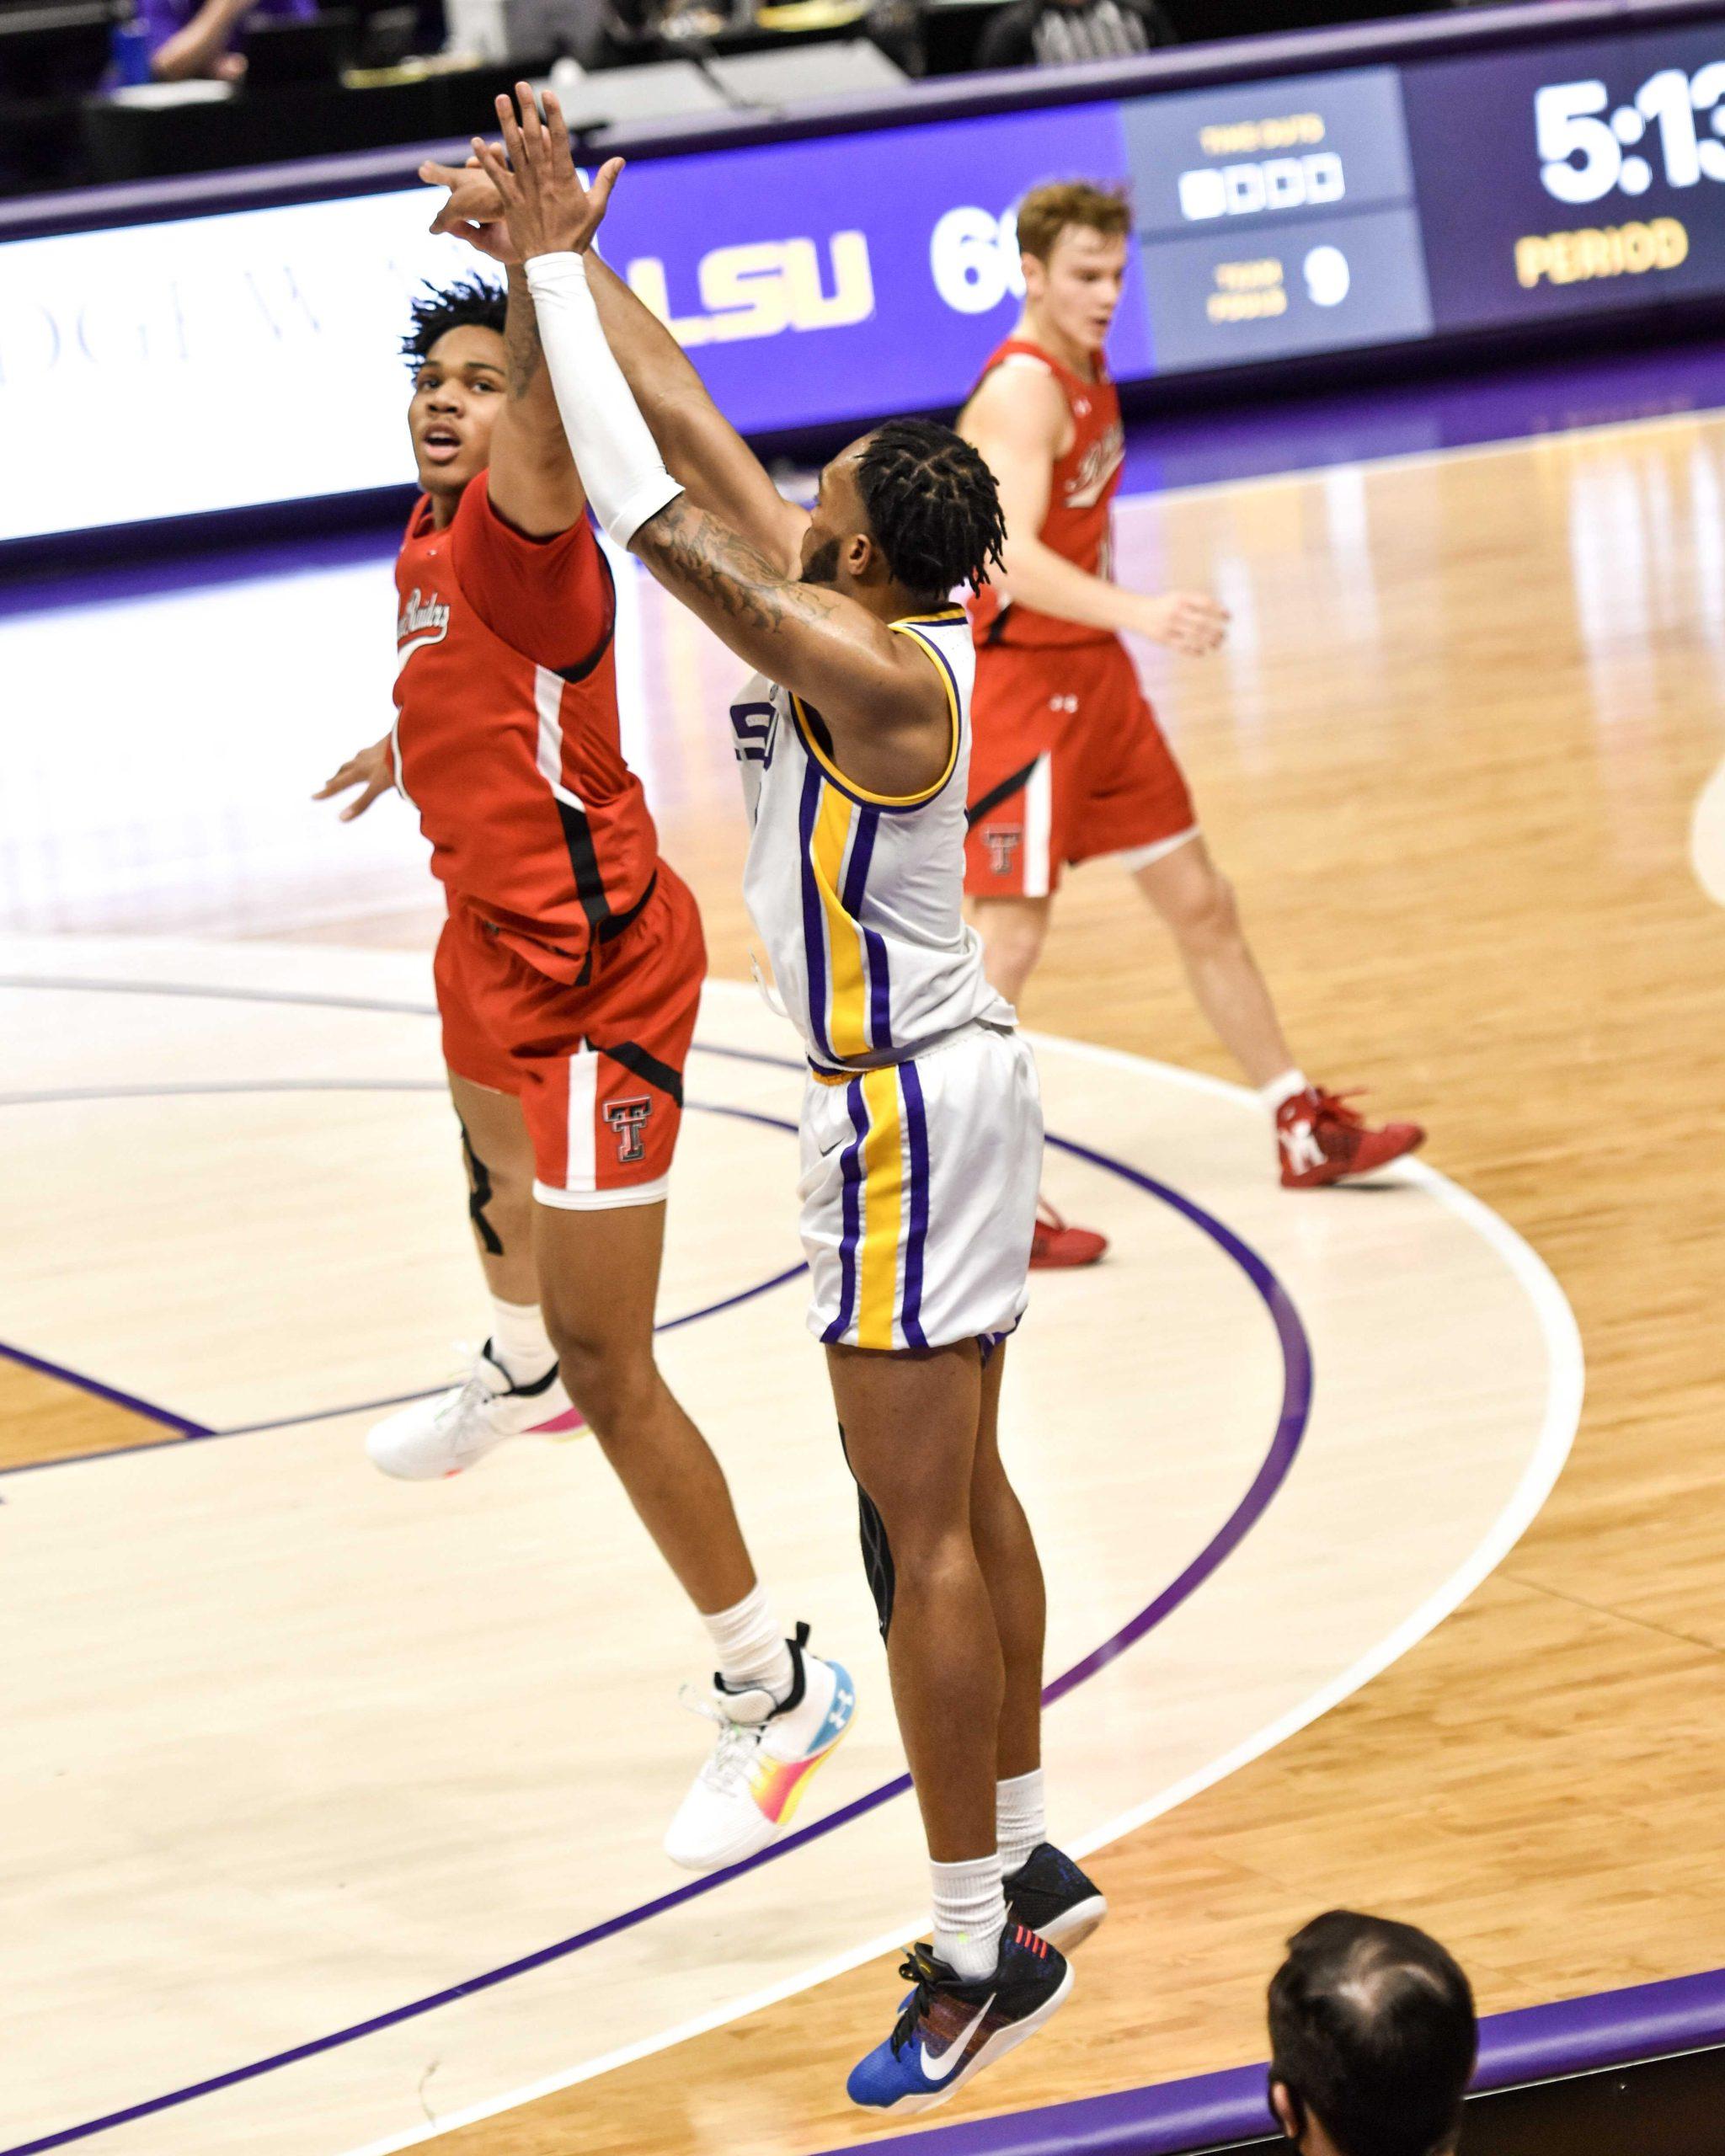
[731,621,1044,1361]
[431,90,1106,2113]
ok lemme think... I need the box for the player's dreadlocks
[856,419,1007,601]
[400,275,509,371]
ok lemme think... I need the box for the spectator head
[1268,1912,1477,2156]
[401,276,511,507]
[1014,179,1132,351]
[801,419,1007,603]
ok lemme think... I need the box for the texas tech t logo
[985,829,1022,876]
[605,1097,653,1164]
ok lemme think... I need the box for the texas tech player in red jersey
[393,478,660,989]
[317,255,852,1873]
[968,337,1124,655]
[390,467,710,1212]
[959,182,1423,1247]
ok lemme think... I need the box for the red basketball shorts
[435,863,706,1209]
[964,636,1199,900]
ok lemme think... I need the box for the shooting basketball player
[312,253,853,1876]
[430,89,1106,2110]
[960,182,1424,1264]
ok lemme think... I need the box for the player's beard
[800,536,842,587]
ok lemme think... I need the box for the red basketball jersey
[392,480,660,984]
[968,336,1126,651]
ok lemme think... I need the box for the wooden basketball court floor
[3,403,1723,2156]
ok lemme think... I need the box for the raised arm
[424,145,808,574]
[469,91,943,801]
[960,366,1226,654]
[624,494,937,798]
[483,265,588,538]
[585,253,809,574]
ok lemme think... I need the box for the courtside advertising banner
[0,105,1136,544]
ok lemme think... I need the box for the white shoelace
[679,1686,766,1798]
[428,1342,512,1433]
[431,1373,494,1434]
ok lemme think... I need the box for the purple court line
[1040,1132,1306,1706]
[0,1134,1311,2156]
[0,958,818,1482]
[0,1079,449,1104]
[0,976,777,1074]
[215,1257,809,1438]
[0,970,1311,2154]
[0,1340,211,1440]
[0,974,441,1017]
[0,1086,806,1476]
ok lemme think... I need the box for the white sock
[932,1854,1007,1980]
[702,1582,793,1700]
[997,1769,1046,1878]
[1258,1068,1311,1119]
[488,1296,557,1384]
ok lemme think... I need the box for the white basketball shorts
[798,1022,1042,1353]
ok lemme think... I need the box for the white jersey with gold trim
[729,607,1039,1353]
[730,608,1012,1072]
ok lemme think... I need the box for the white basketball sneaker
[365,1342,584,1481]
[664,1624,857,1871]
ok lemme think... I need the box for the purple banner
[593,102,1146,435]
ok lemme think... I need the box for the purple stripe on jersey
[862,929,893,1052]
[839,808,893,1052]
[798,761,835,1063]
[900,624,965,808]
[821,1078,868,1344]
[915,629,964,720]
[899,1059,930,1349]
[841,806,877,915]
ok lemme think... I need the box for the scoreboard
[1404,26,1725,331]
[5,5,1725,541]
[1119,66,1434,371]
[1114,22,1725,368]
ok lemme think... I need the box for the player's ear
[844,530,878,584]
[1021,251,1044,302]
[1268,2080,1304,2143]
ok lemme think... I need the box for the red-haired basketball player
[314,264,854,1871]
[959,182,1423,1262]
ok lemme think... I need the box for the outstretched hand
[420,153,515,264]
[470,84,622,261]
[312,738,393,821]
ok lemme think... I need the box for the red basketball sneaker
[1030,1198,1108,1268]
[1277,1087,1425,1188]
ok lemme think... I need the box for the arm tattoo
[638,496,836,635]
[504,268,545,403]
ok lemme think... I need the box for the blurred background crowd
[1,0,1542,200]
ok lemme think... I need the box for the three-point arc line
[0,974,1312,2156]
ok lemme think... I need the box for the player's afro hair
[401,275,509,371]
[856,419,1007,600]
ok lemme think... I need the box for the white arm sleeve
[523,250,685,549]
